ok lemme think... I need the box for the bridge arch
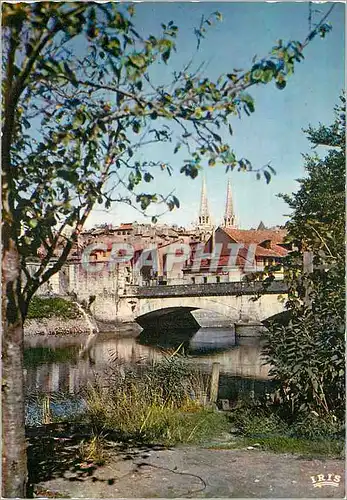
[135,296,243,322]
[134,293,285,330]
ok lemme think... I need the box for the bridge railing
[124,280,288,298]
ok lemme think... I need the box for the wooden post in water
[209,362,220,404]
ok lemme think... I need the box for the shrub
[229,404,344,442]
[27,297,81,319]
[261,99,345,426]
[229,407,289,438]
[262,267,345,424]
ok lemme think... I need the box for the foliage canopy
[2,2,333,315]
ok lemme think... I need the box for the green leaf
[172,195,180,208]
[72,114,84,129]
[63,62,78,87]
[261,69,274,83]
[264,170,271,184]
[57,169,78,183]
[129,53,146,69]
[28,219,38,229]
[144,172,153,182]
[162,49,171,64]
[132,121,141,134]
[107,37,121,56]
[251,68,262,81]
[174,143,181,154]
[212,132,222,142]
[276,79,286,90]
[23,117,31,129]
[267,164,276,175]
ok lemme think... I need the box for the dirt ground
[33,443,345,498]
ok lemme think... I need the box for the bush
[262,268,345,423]
[261,99,345,426]
[229,404,344,441]
[27,297,81,319]
[290,411,343,440]
[229,407,289,438]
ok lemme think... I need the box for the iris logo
[310,473,341,488]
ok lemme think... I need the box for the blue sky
[86,1,345,229]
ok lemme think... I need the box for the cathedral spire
[223,179,236,228]
[198,176,211,228]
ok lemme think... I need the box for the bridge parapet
[124,281,288,298]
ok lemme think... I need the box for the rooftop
[220,227,287,245]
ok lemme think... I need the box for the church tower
[223,179,236,228]
[198,176,212,229]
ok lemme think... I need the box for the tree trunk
[2,319,27,497]
[2,30,28,496]
[2,224,27,497]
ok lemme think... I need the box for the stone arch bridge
[91,281,288,332]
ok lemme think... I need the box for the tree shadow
[26,422,168,498]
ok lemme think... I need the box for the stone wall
[26,259,287,327]
[126,281,288,298]
[24,317,91,336]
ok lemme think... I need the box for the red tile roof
[254,245,288,258]
[238,244,288,259]
[220,227,287,245]
[185,242,288,271]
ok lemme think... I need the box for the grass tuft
[218,405,345,459]
[209,436,344,459]
[84,357,228,446]
[78,432,108,465]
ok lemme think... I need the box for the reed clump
[78,432,108,465]
[85,357,227,445]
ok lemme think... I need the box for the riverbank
[24,295,142,336]
[27,424,344,499]
[24,317,141,336]
[24,317,91,336]
[24,335,344,498]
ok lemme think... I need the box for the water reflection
[24,328,275,425]
[24,328,270,396]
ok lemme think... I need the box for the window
[191,277,195,284]
[216,276,221,283]
[203,276,208,284]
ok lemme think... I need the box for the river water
[24,327,273,426]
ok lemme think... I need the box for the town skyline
[85,174,289,231]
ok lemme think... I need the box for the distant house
[182,226,290,283]
[213,226,289,267]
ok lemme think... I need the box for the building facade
[30,178,290,296]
